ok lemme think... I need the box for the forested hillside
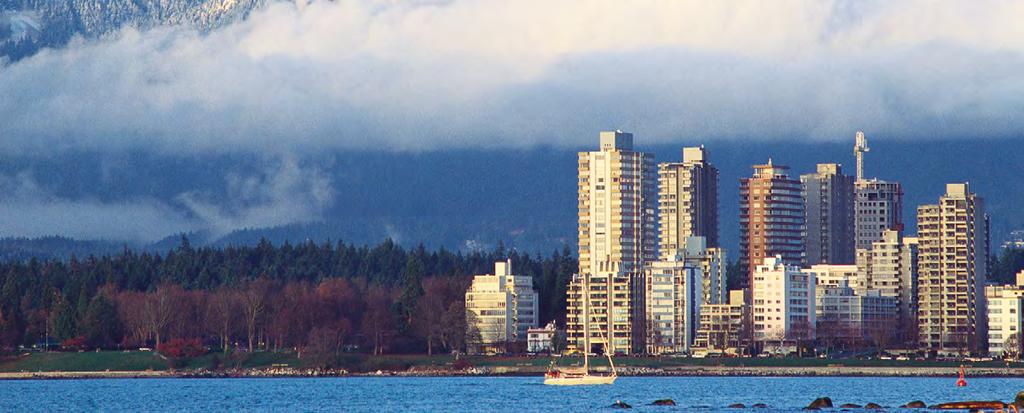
[0,237,577,359]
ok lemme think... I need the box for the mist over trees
[0,236,577,364]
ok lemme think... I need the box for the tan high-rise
[856,230,919,344]
[739,160,805,289]
[917,183,988,355]
[658,146,719,256]
[568,131,655,355]
[855,179,904,250]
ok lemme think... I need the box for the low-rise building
[465,260,539,354]
[805,264,859,290]
[815,281,897,347]
[986,271,1024,358]
[693,289,748,355]
[527,322,558,354]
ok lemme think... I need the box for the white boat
[544,274,617,386]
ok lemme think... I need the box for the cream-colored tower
[917,183,988,355]
[658,146,719,255]
[464,260,539,354]
[568,130,655,355]
[856,230,919,344]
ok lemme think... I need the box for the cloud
[1,0,1024,156]
[0,157,333,242]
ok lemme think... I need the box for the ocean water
[1,376,1022,412]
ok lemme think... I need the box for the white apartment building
[917,183,989,355]
[527,322,558,354]
[465,260,539,354]
[805,264,859,290]
[568,130,655,355]
[644,254,702,354]
[986,271,1024,358]
[753,256,816,353]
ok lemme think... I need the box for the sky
[0,0,1022,243]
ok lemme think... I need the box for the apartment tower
[739,160,805,289]
[855,179,905,250]
[856,229,919,344]
[568,130,655,355]
[802,163,855,265]
[917,183,989,355]
[464,260,539,354]
[658,146,719,255]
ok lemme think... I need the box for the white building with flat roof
[753,256,816,353]
[986,272,1024,358]
[465,260,539,354]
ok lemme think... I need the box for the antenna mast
[854,130,869,181]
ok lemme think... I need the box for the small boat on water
[543,274,617,386]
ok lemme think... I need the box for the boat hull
[543,375,617,386]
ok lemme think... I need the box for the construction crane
[854,130,869,181]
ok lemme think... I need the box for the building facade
[644,256,702,354]
[694,289,749,355]
[815,281,897,346]
[917,183,989,355]
[658,146,719,255]
[527,322,559,354]
[740,160,805,290]
[805,264,859,290]
[568,131,655,355]
[986,280,1024,359]
[802,163,855,265]
[854,179,904,251]
[464,260,539,354]
[856,230,919,343]
[752,256,816,353]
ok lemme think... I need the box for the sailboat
[544,274,617,385]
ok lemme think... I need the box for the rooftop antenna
[854,130,869,181]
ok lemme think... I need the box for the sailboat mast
[583,274,589,371]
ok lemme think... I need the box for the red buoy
[956,364,967,387]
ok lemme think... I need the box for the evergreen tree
[81,294,122,349]
[53,297,78,340]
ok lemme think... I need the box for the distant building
[527,322,558,354]
[802,163,855,265]
[986,277,1024,359]
[465,260,539,354]
[694,289,749,356]
[644,254,702,354]
[568,131,655,355]
[805,264,859,290]
[658,146,720,254]
[815,281,897,346]
[740,160,805,291]
[854,179,904,251]
[917,183,989,355]
[752,256,816,353]
[856,230,919,343]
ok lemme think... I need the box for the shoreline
[3,365,1023,380]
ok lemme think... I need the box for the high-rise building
[740,160,805,288]
[644,254,702,355]
[917,183,989,355]
[568,130,655,355]
[658,146,719,256]
[985,278,1024,358]
[856,230,919,343]
[576,130,656,275]
[752,256,816,353]
[464,260,539,354]
[802,163,855,265]
[854,179,904,250]
[694,290,749,356]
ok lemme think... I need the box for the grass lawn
[2,352,1021,373]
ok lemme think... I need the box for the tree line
[0,236,578,359]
